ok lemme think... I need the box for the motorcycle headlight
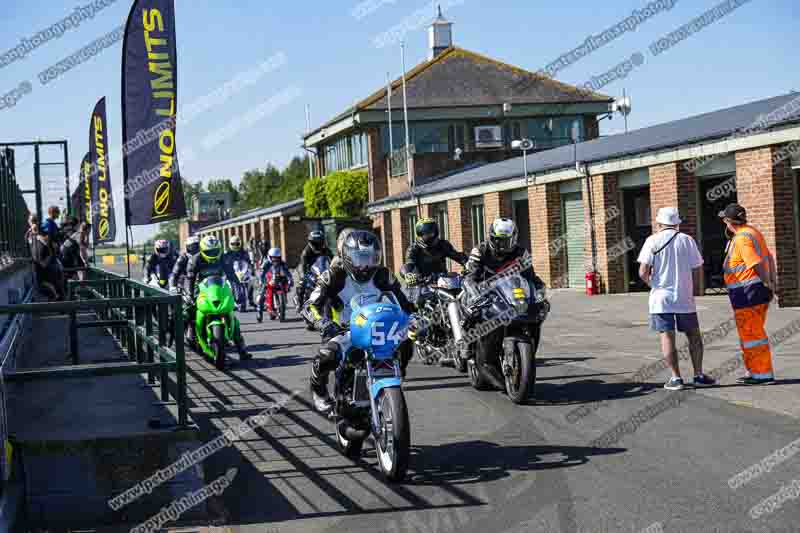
[512,287,528,314]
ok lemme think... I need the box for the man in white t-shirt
[638,207,715,390]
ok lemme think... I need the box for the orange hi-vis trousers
[734,303,773,379]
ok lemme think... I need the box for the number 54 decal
[371,321,405,345]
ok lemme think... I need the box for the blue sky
[0,0,796,244]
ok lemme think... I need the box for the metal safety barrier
[0,267,188,428]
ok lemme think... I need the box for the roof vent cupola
[428,5,453,60]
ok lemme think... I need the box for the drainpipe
[583,163,598,276]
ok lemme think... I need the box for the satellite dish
[614,96,632,117]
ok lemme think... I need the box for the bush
[304,176,329,217]
[324,170,368,217]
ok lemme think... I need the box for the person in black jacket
[60,222,89,281]
[143,240,177,288]
[304,230,416,413]
[297,230,333,305]
[400,218,468,285]
[464,217,545,388]
[169,235,200,292]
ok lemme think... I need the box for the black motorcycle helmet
[340,230,381,283]
[415,218,440,248]
[487,217,518,257]
[308,229,325,252]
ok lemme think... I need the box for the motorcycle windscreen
[203,276,226,287]
[493,274,531,314]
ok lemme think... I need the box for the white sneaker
[312,392,334,414]
[664,377,684,390]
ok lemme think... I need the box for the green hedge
[305,169,368,218]
[303,176,328,216]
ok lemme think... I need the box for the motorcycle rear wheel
[212,324,226,371]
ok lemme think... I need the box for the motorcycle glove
[316,318,338,339]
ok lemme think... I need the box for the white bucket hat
[655,207,682,226]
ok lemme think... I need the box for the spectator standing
[638,207,715,390]
[25,214,39,252]
[31,224,63,300]
[719,203,777,385]
[61,222,90,282]
[42,206,61,244]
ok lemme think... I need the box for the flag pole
[400,41,419,216]
[387,72,393,177]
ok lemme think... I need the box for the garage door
[562,192,585,288]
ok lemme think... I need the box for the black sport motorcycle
[460,265,549,404]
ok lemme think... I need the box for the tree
[153,220,179,243]
[304,176,329,216]
[237,155,311,212]
[182,178,204,217]
[207,178,239,204]
[324,170,368,217]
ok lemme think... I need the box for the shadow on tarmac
[399,441,626,486]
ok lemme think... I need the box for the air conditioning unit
[474,125,503,149]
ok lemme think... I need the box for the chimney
[428,5,452,60]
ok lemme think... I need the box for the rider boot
[234,327,252,360]
[184,305,197,345]
[310,344,338,413]
[398,340,413,379]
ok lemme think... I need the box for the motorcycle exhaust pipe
[337,420,370,441]
[447,301,466,343]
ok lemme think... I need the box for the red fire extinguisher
[586,271,598,296]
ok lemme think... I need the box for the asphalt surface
[179,303,799,533]
[103,265,800,532]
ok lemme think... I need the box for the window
[414,122,450,153]
[524,116,582,150]
[634,195,651,227]
[407,211,418,246]
[322,131,370,173]
[470,202,485,246]
[381,124,407,155]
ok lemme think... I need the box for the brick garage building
[368,93,800,308]
[196,199,306,268]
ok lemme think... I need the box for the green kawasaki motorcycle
[194,275,240,370]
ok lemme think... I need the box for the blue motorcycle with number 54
[332,292,412,482]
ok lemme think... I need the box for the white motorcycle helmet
[155,239,170,258]
[186,235,200,255]
[268,247,281,263]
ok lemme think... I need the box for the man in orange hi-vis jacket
[719,203,778,384]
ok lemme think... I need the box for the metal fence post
[174,297,187,427]
[144,302,156,385]
[133,289,144,364]
[69,309,78,365]
[157,303,169,403]
[122,281,133,361]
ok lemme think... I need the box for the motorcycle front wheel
[212,324,226,371]
[375,387,410,482]
[505,341,535,404]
